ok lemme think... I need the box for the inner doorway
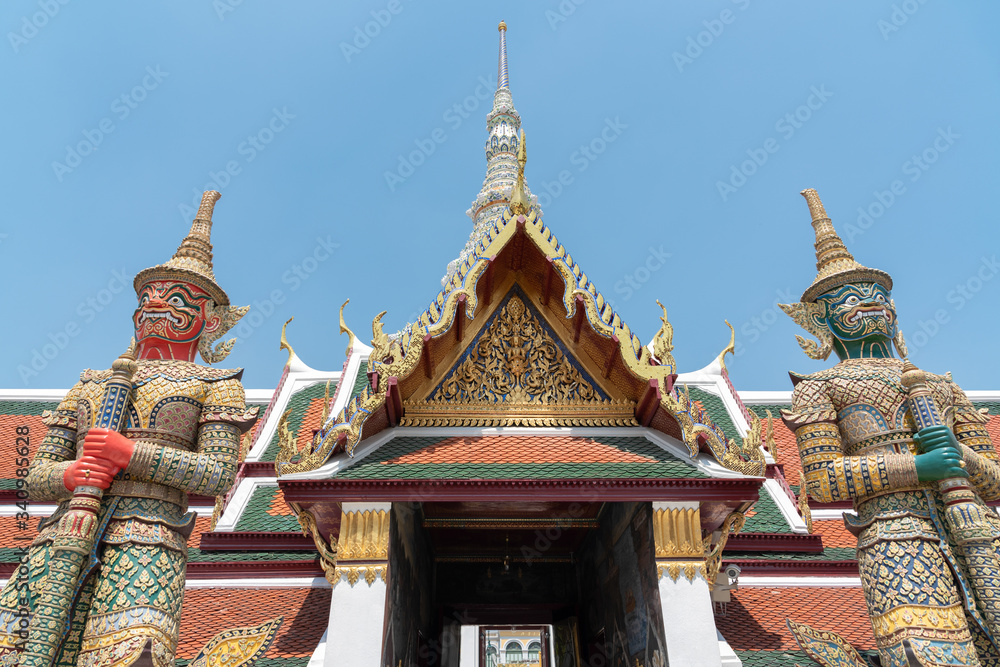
[480,626,549,667]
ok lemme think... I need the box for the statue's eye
[845,296,859,306]
[140,295,150,305]
[168,296,184,307]
[875,293,886,303]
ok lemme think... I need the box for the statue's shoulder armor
[80,360,244,387]
[788,368,830,387]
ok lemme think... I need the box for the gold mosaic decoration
[188,616,283,667]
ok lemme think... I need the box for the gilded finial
[497,20,509,90]
[339,299,357,358]
[280,318,295,367]
[798,188,892,303]
[509,129,529,214]
[716,321,736,373]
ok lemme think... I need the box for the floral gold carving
[404,295,635,427]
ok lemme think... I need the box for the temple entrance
[383,500,668,667]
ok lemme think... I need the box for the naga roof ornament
[798,188,893,303]
[444,21,540,285]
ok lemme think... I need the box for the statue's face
[133,280,214,345]
[817,282,896,343]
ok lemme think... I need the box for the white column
[323,502,392,667]
[458,625,479,667]
[653,501,723,667]
[323,580,388,667]
[658,573,722,667]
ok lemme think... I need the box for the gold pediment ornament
[403,295,635,427]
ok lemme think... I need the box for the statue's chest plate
[75,376,208,451]
[824,366,954,451]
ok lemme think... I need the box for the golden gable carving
[403,295,635,427]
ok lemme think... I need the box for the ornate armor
[0,191,255,667]
[781,190,1000,666]
[785,358,1000,665]
[0,361,255,667]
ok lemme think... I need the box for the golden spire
[799,188,892,303]
[509,129,529,214]
[134,190,230,305]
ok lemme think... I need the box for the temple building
[2,22,1000,667]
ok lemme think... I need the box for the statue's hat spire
[134,190,231,306]
[799,188,892,302]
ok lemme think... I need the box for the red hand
[63,456,118,491]
[83,428,136,469]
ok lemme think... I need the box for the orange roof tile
[385,435,659,465]
[768,418,802,483]
[187,515,215,549]
[0,415,44,479]
[812,519,857,548]
[268,489,294,516]
[987,415,1000,451]
[295,397,328,455]
[176,587,331,659]
[717,586,874,651]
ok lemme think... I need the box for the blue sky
[2,2,998,393]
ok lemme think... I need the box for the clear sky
[2,2,998,394]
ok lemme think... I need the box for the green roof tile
[742,488,794,534]
[687,387,741,443]
[260,382,337,462]
[0,400,59,417]
[234,485,300,532]
[335,435,707,480]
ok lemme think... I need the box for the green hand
[914,446,968,482]
[914,424,959,453]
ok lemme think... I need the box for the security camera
[724,564,741,580]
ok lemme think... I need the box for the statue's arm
[25,383,83,502]
[783,379,918,504]
[124,378,257,497]
[949,383,1000,501]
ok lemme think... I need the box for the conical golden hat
[799,189,892,302]
[133,191,230,306]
